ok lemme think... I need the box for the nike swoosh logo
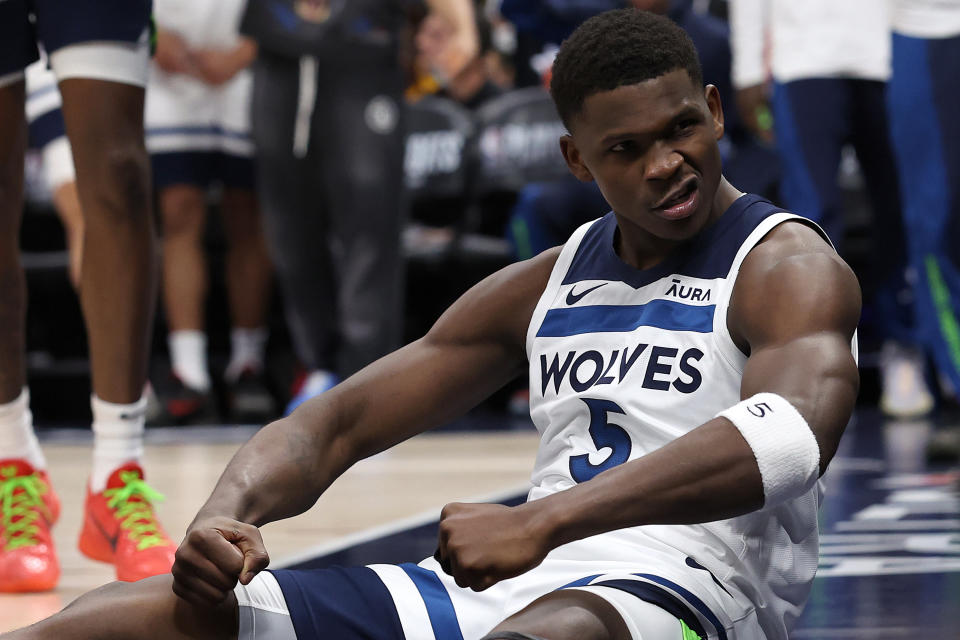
[91,510,120,551]
[566,283,607,305]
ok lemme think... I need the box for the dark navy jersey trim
[269,566,405,639]
[147,125,251,141]
[400,563,465,640]
[562,194,787,288]
[537,301,714,337]
[635,573,728,640]
[591,578,710,639]
[556,574,602,589]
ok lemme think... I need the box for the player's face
[561,70,725,247]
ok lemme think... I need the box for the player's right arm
[170,248,560,605]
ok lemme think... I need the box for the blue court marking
[634,573,727,640]
[400,563,465,640]
[537,300,714,337]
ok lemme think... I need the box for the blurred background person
[240,0,478,414]
[887,0,960,458]
[147,0,275,424]
[729,0,933,419]
[24,60,83,290]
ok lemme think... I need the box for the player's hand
[434,502,550,592]
[154,29,200,76]
[735,84,775,144]
[193,49,242,86]
[194,40,256,86]
[171,516,270,607]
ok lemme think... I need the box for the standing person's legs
[320,65,406,376]
[0,0,61,593]
[888,32,960,397]
[46,13,175,574]
[157,181,217,420]
[850,79,932,417]
[770,78,848,249]
[0,76,61,594]
[220,184,275,420]
[0,79,29,411]
[252,53,339,411]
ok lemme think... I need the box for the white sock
[225,327,268,383]
[168,330,211,391]
[90,394,146,492]
[0,388,46,470]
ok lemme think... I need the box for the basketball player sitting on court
[2,9,860,640]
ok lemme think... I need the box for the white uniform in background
[25,59,75,194]
[728,0,891,88]
[145,0,254,159]
[890,0,960,37]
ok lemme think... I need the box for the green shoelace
[104,471,168,551]
[0,465,51,551]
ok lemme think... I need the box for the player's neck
[614,178,743,270]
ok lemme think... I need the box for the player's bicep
[733,249,860,472]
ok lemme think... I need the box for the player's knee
[160,187,206,237]
[480,633,551,640]
[90,143,151,223]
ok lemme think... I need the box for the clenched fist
[171,516,270,606]
[434,501,552,592]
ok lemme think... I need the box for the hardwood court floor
[0,429,540,633]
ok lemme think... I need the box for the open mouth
[653,178,700,220]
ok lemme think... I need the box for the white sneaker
[880,342,934,418]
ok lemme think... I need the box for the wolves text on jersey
[540,343,704,395]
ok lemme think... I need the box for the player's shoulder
[729,218,861,346]
[741,218,854,286]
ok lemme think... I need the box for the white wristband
[717,393,820,508]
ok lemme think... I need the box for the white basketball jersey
[524,194,853,639]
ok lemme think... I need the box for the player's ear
[705,84,725,140]
[560,134,595,182]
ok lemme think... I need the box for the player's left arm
[436,222,860,590]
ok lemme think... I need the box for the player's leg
[0,4,61,593]
[319,63,405,377]
[220,183,274,420]
[486,586,705,640]
[769,77,847,249]
[39,0,174,575]
[0,80,29,411]
[157,179,216,421]
[0,575,239,640]
[850,78,933,418]
[888,31,960,400]
[485,589,632,640]
[251,52,338,413]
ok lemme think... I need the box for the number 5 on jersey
[570,398,633,483]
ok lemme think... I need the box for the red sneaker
[78,464,176,582]
[0,459,60,592]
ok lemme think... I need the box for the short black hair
[550,9,704,130]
